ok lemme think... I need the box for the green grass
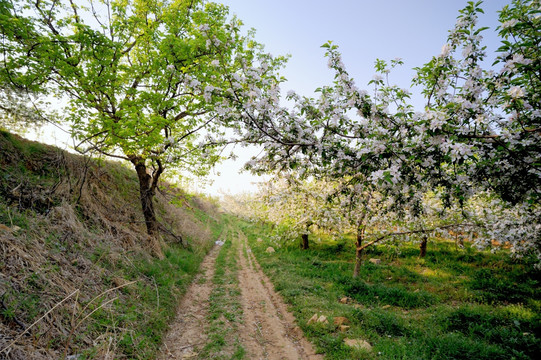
[238,221,541,360]
[0,217,222,360]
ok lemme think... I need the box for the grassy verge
[199,220,245,359]
[83,242,215,359]
[0,201,225,360]
[238,220,540,360]
[0,131,224,359]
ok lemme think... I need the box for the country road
[160,227,322,359]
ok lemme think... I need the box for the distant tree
[257,175,342,249]
[326,179,475,277]
[1,0,285,237]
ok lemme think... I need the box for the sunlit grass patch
[238,220,541,360]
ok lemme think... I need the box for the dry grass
[156,186,218,255]
[0,131,220,359]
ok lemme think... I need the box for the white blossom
[502,19,519,28]
[440,44,451,57]
[508,86,525,98]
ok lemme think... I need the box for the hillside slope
[0,131,223,359]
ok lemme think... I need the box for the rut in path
[159,245,221,359]
[235,230,322,360]
[159,227,322,359]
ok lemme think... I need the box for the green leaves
[3,0,284,181]
[321,41,338,50]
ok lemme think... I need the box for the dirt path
[159,245,220,359]
[160,228,322,359]
[235,231,322,360]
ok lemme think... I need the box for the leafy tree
[1,0,284,237]
[0,0,50,131]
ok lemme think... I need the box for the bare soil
[236,231,322,360]
[160,230,322,360]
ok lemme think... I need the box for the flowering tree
[318,179,479,276]
[241,0,540,266]
[255,175,344,249]
[413,0,540,205]
[410,0,540,260]
[220,190,269,223]
[1,0,285,237]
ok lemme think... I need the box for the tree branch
[357,223,479,252]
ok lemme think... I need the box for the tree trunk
[419,235,428,258]
[301,233,309,250]
[132,157,162,237]
[353,227,364,278]
[353,247,364,278]
[300,222,312,250]
[455,233,464,250]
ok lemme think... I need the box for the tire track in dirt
[236,231,323,360]
[159,244,221,359]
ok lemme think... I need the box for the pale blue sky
[205,0,512,195]
[220,0,509,105]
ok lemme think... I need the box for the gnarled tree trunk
[131,156,163,237]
